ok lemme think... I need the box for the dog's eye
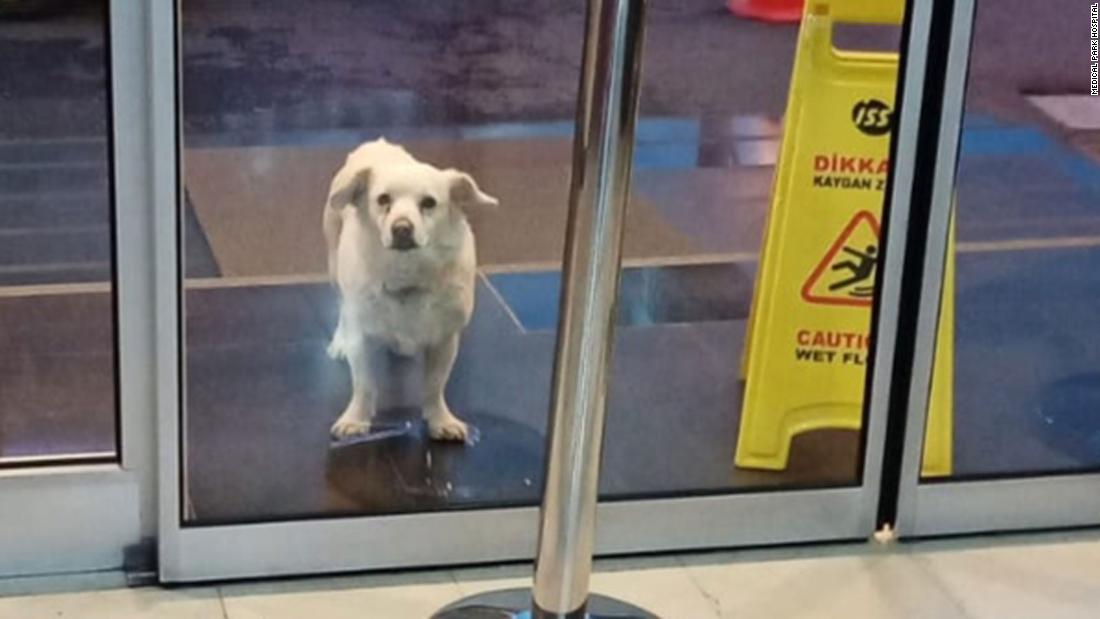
[419,196,437,210]
[377,193,392,208]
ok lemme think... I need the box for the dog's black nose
[391,219,416,250]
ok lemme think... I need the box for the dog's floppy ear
[445,169,499,209]
[327,164,372,210]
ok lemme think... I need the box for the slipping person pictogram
[828,244,876,297]
[800,210,880,307]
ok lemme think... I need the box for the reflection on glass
[0,0,116,465]
[922,2,1100,479]
[179,1,900,524]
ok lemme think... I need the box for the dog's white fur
[323,139,498,441]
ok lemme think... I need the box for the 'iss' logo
[851,99,893,136]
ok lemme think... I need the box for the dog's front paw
[331,404,372,439]
[331,417,371,439]
[427,414,470,442]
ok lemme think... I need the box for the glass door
[159,0,937,581]
[0,0,152,577]
[895,0,1100,536]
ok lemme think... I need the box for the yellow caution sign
[924,220,953,478]
[736,0,953,477]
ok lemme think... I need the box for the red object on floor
[727,0,804,23]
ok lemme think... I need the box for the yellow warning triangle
[800,210,881,307]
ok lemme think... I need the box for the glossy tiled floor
[2,530,1099,618]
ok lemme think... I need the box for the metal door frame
[892,0,1100,538]
[155,0,937,582]
[0,1,159,578]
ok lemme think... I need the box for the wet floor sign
[736,0,953,477]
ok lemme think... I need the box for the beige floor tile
[451,562,531,598]
[0,586,223,619]
[220,570,460,619]
[589,556,719,618]
[7,533,1100,618]
[682,550,968,619]
[0,570,127,598]
[915,538,1100,619]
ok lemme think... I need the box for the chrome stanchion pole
[529,0,649,614]
[432,0,653,617]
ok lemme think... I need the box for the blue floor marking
[488,271,562,332]
[960,127,1056,157]
[960,119,1100,197]
[488,269,665,331]
[460,120,575,140]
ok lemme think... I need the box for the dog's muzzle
[390,218,417,251]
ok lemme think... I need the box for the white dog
[323,139,498,442]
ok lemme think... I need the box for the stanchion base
[432,587,659,618]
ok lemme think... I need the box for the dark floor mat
[181,277,859,524]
